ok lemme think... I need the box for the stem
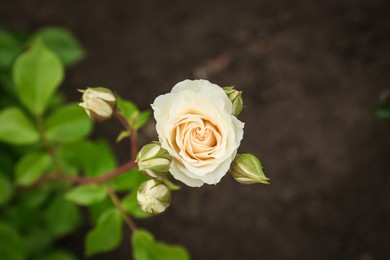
[115,112,138,161]
[36,115,62,172]
[34,160,137,186]
[107,186,138,232]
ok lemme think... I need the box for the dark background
[1,0,390,259]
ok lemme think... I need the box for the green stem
[115,112,138,161]
[107,186,138,232]
[35,115,61,172]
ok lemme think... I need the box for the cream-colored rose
[151,79,244,187]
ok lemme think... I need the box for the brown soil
[1,0,390,259]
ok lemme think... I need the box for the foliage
[0,26,189,259]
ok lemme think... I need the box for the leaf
[65,185,107,206]
[44,195,81,237]
[24,228,52,255]
[0,222,27,260]
[372,98,390,122]
[88,198,113,225]
[40,250,76,260]
[85,208,122,257]
[0,175,12,206]
[0,29,23,69]
[122,192,150,219]
[135,110,152,130]
[110,167,148,192]
[56,140,96,171]
[84,140,117,177]
[0,107,39,145]
[15,152,53,185]
[116,130,130,142]
[117,98,138,123]
[13,39,64,115]
[132,229,190,260]
[35,27,85,67]
[45,103,92,143]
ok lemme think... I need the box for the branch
[34,160,137,186]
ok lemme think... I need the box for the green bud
[223,86,243,116]
[137,179,171,214]
[79,87,116,122]
[230,154,270,185]
[136,143,172,178]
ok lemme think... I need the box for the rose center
[172,114,222,161]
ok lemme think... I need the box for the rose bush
[152,79,244,187]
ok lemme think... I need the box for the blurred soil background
[1,0,390,259]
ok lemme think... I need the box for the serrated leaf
[132,229,190,260]
[0,222,26,260]
[135,110,152,130]
[44,195,81,237]
[45,103,92,143]
[0,107,39,145]
[15,152,53,185]
[0,175,12,206]
[65,185,107,206]
[85,208,122,256]
[122,192,150,219]
[35,27,85,67]
[13,39,64,115]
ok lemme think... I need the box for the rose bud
[230,154,270,185]
[137,179,171,214]
[223,86,243,116]
[78,87,116,122]
[136,143,172,178]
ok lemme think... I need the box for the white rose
[151,79,244,187]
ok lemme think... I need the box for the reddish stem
[37,160,137,185]
[115,112,138,161]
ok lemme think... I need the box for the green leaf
[85,208,122,257]
[13,39,64,115]
[88,198,113,225]
[44,195,81,237]
[65,185,107,206]
[0,222,27,260]
[117,98,138,123]
[372,98,390,122]
[0,107,39,145]
[40,250,76,260]
[84,140,117,177]
[56,140,96,171]
[45,103,92,143]
[15,152,53,185]
[0,29,23,69]
[135,110,152,130]
[35,27,85,67]
[122,192,150,219]
[110,167,148,192]
[132,229,190,260]
[25,228,52,255]
[0,175,12,205]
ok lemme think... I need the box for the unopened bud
[230,154,270,185]
[136,143,172,178]
[79,87,116,122]
[137,179,171,214]
[223,86,243,116]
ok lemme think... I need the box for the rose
[151,79,244,187]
